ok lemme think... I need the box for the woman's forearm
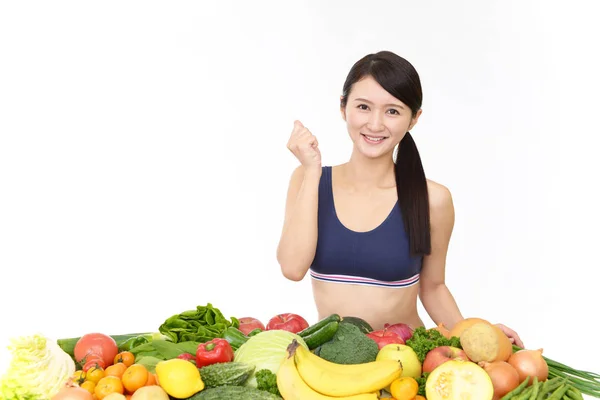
[276,169,321,281]
[419,283,464,330]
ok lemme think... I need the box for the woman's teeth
[362,133,386,143]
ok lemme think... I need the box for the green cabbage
[233,329,307,387]
[0,334,76,400]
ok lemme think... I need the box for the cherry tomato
[83,358,106,372]
[86,365,106,384]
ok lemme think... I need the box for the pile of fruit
[1,303,599,400]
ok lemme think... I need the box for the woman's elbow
[278,262,308,282]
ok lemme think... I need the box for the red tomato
[74,333,118,367]
[266,313,309,333]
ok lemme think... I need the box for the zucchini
[198,362,255,388]
[188,385,282,399]
[298,314,341,338]
[302,321,339,350]
[340,316,373,333]
[222,327,249,350]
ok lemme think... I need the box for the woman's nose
[367,111,385,131]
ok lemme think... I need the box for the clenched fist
[287,120,321,171]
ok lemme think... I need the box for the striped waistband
[309,270,420,288]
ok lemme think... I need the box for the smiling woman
[275,50,524,348]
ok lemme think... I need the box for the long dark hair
[340,51,431,256]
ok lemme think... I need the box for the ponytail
[394,132,431,256]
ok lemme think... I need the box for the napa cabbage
[0,334,76,400]
[233,329,307,387]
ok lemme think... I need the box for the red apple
[366,329,405,350]
[422,346,470,373]
[266,313,309,333]
[238,317,266,335]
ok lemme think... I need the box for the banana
[294,343,403,397]
[276,352,379,400]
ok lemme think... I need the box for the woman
[276,50,524,347]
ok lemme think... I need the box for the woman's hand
[287,120,321,172]
[495,323,524,348]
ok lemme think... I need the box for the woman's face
[341,76,421,159]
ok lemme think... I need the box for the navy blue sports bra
[309,166,423,288]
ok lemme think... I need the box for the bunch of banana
[277,340,403,399]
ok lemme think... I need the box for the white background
[1,0,599,393]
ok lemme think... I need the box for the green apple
[376,343,422,379]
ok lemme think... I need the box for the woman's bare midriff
[310,279,425,331]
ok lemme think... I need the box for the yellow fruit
[276,351,378,400]
[80,380,96,394]
[130,386,170,400]
[425,359,494,400]
[154,358,204,398]
[390,377,419,400]
[376,344,422,379]
[293,341,402,397]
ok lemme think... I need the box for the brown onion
[52,383,94,400]
[479,360,521,400]
[507,348,549,384]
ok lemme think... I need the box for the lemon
[155,358,205,398]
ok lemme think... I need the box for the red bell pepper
[195,338,234,368]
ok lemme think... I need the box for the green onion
[513,345,600,397]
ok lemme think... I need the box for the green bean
[502,377,531,400]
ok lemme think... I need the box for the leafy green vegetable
[0,334,76,400]
[255,369,280,396]
[159,303,239,343]
[405,326,461,363]
[416,372,430,396]
[233,330,308,388]
[134,356,164,373]
[130,340,200,362]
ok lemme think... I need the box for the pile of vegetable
[2,304,599,400]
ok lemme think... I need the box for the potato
[130,386,170,400]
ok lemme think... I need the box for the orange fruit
[94,376,124,400]
[144,372,157,386]
[415,396,426,400]
[114,351,135,367]
[389,376,419,400]
[122,364,149,393]
[104,363,127,379]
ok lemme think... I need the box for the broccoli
[316,322,379,364]
[256,369,281,396]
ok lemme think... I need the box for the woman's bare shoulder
[426,179,454,213]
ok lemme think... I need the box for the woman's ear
[340,95,346,121]
[408,109,423,131]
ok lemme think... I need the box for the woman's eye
[357,104,369,110]
[388,109,399,115]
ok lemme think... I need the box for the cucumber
[298,314,341,338]
[340,316,373,333]
[302,321,339,350]
[198,362,255,388]
[188,385,282,399]
[222,327,249,350]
